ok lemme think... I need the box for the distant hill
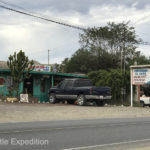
[0,60,41,69]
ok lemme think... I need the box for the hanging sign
[33,65,51,72]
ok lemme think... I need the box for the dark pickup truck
[48,78,111,106]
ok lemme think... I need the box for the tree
[127,53,150,67]
[62,22,141,73]
[59,58,69,73]
[7,50,34,96]
[51,63,61,72]
[79,22,141,69]
[63,49,94,73]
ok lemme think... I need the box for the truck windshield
[57,81,66,89]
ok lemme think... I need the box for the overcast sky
[0,0,150,64]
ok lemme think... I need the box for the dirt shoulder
[0,102,150,123]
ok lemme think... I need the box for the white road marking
[63,139,150,150]
[0,126,96,134]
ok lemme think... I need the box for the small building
[0,62,87,102]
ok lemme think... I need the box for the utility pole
[121,26,126,106]
[123,27,126,74]
[122,26,126,105]
[48,49,50,65]
[121,50,123,74]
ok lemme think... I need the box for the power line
[0,0,26,10]
[0,4,87,31]
[0,2,150,46]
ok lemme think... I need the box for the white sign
[132,68,150,85]
[20,94,29,103]
[33,65,51,72]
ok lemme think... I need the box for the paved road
[0,118,150,150]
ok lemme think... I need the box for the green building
[0,64,87,102]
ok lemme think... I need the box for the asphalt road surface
[0,118,150,150]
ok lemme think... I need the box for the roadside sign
[20,94,29,103]
[132,68,150,85]
[33,65,51,72]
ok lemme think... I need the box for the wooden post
[137,85,140,101]
[51,75,54,88]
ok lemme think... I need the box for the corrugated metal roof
[0,69,88,78]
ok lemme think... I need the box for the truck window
[74,80,92,87]
[57,80,67,89]
[64,80,73,88]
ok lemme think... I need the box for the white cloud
[132,2,139,8]
[86,4,150,26]
[0,15,81,64]
[0,0,150,64]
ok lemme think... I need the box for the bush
[88,69,130,103]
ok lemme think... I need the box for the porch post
[137,85,140,101]
[51,75,54,88]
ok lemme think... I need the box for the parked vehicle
[48,78,111,106]
[140,95,150,107]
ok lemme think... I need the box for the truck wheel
[77,95,86,106]
[49,93,57,104]
[96,101,104,106]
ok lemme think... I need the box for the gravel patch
[0,102,150,123]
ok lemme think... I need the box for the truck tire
[77,95,86,106]
[96,101,104,106]
[49,93,57,104]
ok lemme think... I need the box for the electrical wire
[0,0,26,10]
[0,2,150,45]
[0,4,86,31]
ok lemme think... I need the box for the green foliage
[62,22,141,73]
[51,63,61,72]
[80,22,141,52]
[7,50,34,96]
[58,21,150,104]
[88,69,130,102]
[63,49,94,73]
[59,58,69,73]
[128,54,150,67]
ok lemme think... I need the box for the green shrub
[88,69,130,103]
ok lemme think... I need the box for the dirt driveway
[0,102,150,123]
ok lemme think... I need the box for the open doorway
[24,76,33,95]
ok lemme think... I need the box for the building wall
[0,71,87,102]
[0,75,8,96]
[33,76,50,102]
[0,74,51,102]
[0,75,23,96]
